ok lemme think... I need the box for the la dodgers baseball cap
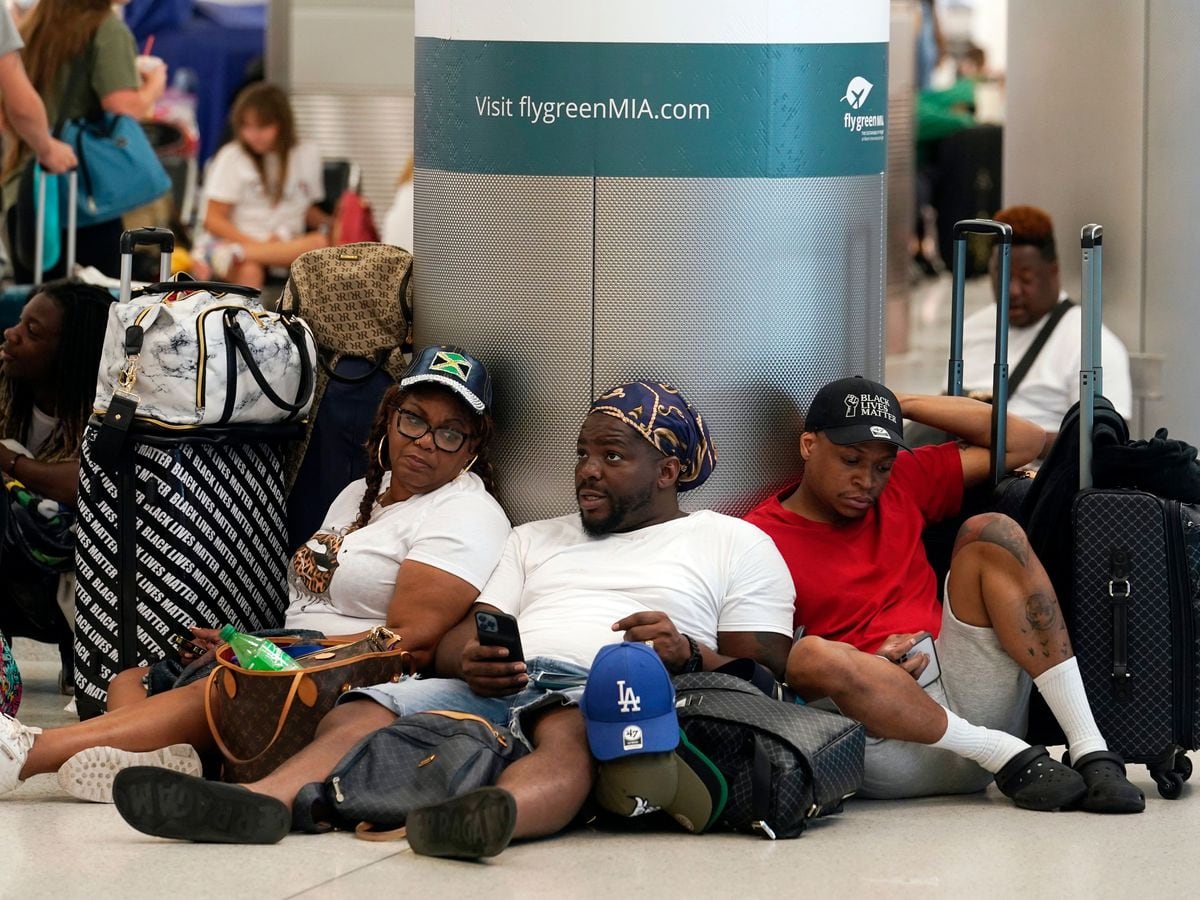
[804,376,909,450]
[400,345,493,414]
[582,643,679,761]
[593,730,729,834]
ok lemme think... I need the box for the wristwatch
[680,634,703,673]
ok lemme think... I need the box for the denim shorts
[342,656,589,749]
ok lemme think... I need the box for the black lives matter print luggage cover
[73,426,289,716]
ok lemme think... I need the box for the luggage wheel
[1148,745,1190,800]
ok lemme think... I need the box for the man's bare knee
[787,636,858,698]
[530,706,590,759]
[952,512,1032,566]
[314,699,395,739]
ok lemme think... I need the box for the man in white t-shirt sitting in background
[111,380,797,857]
[961,204,1131,442]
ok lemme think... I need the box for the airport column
[414,0,890,522]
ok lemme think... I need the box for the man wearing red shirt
[746,376,1143,813]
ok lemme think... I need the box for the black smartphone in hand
[172,633,209,658]
[475,610,524,663]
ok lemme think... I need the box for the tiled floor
[4,275,1196,899]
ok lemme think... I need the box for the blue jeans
[343,656,590,748]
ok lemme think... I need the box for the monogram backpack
[279,244,414,547]
[292,710,528,839]
[671,672,865,839]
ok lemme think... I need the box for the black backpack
[672,672,864,839]
[292,710,528,838]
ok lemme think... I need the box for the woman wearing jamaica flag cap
[0,345,511,804]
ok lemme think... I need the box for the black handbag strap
[1009,298,1074,396]
[224,310,316,418]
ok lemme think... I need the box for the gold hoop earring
[377,436,388,469]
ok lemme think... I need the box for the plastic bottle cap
[219,624,237,641]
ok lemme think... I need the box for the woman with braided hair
[0,280,112,669]
[0,345,511,802]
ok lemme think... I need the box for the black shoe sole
[112,767,291,844]
[406,787,517,859]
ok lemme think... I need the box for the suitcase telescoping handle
[947,218,1013,487]
[1079,224,1103,490]
[119,227,175,303]
[33,168,78,288]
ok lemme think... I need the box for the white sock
[1034,657,1108,760]
[930,708,1030,773]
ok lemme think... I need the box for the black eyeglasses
[393,409,472,453]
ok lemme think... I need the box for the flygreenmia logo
[840,75,885,142]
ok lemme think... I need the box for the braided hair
[352,383,499,529]
[0,280,112,461]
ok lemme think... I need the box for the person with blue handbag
[1,0,166,283]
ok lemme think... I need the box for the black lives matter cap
[804,376,909,449]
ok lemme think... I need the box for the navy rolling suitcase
[1067,225,1198,798]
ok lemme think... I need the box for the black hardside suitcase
[71,229,291,718]
[1067,225,1197,797]
[1071,489,1199,796]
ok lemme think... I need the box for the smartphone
[475,610,524,663]
[899,631,941,688]
[172,634,209,658]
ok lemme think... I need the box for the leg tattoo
[953,514,1031,567]
[1023,591,1070,659]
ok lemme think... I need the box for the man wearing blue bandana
[113,380,794,858]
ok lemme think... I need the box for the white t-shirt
[479,511,795,670]
[201,140,324,242]
[284,471,511,635]
[962,299,1132,432]
[382,181,413,251]
[26,404,56,455]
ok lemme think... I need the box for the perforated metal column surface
[414,0,889,524]
[415,170,885,524]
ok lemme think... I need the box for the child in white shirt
[193,82,330,287]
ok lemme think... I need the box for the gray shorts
[841,592,1032,799]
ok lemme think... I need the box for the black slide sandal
[1070,750,1146,814]
[112,767,291,844]
[994,745,1087,811]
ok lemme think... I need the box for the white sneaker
[58,744,203,803]
[0,714,41,794]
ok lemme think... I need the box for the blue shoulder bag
[55,47,171,228]
[59,112,171,228]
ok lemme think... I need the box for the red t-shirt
[744,442,964,654]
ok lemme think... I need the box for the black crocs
[405,787,517,859]
[112,767,291,844]
[1070,750,1146,814]
[994,745,1088,811]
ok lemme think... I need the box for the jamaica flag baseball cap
[401,345,492,413]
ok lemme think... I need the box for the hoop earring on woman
[377,436,388,470]
[461,455,478,477]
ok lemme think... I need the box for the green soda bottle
[219,625,302,671]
